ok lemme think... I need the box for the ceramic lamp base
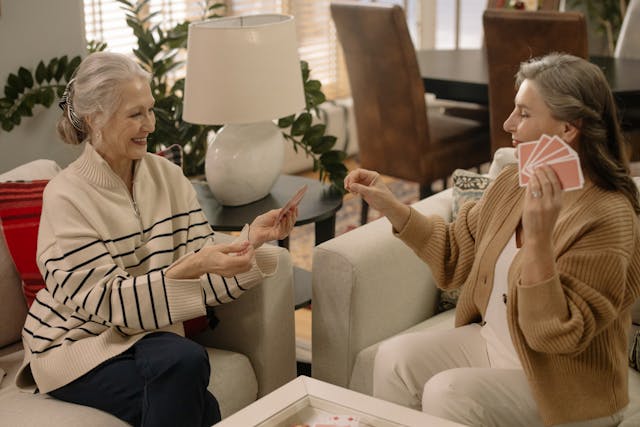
[205,122,284,206]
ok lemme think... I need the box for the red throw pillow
[0,180,48,307]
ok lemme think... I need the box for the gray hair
[516,53,639,214]
[57,51,151,145]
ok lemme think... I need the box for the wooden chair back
[483,9,588,152]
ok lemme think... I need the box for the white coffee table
[216,376,467,426]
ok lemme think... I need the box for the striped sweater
[16,142,279,394]
[396,165,640,426]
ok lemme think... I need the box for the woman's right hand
[198,241,255,277]
[166,241,255,280]
[344,168,410,230]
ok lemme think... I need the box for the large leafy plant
[0,0,347,192]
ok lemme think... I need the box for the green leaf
[291,112,312,136]
[304,79,321,92]
[46,58,59,82]
[42,88,56,108]
[4,84,18,101]
[278,114,295,128]
[303,123,326,141]
[65,56,82,81]
[35,61,46,84]
[300,60,310,82]
[312,135,336,154]
[55,56,68,81]
[18,67,34,89]
[1,120,14,131]
[8,73,24,93]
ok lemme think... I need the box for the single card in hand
[277,184,307,222]
[518,135,584,191]
[517,140,539,186]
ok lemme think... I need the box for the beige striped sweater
[396,164,640,426]
[16,142,279,394]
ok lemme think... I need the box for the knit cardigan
[396,164,640,426]
[16,143,279,394]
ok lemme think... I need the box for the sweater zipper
[130,190,144,240]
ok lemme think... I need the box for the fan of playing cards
[517,134,584,191]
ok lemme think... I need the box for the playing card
[518,135,583,191]
[518,140,539,186]
[523,134,552,174]
[546,156,584,191]
[277,184,307,222]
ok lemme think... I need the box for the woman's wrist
[386,202,411,232]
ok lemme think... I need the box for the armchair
[311,150,640,424]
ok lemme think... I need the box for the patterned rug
[288,178,421,271]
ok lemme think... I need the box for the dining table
[416,49,640,112]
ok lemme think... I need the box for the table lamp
[183,14,305,206]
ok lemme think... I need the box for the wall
[0,0,86,174]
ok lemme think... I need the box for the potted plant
[0,0,347,192]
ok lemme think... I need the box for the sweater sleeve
[37,191,206,333]
[394,195,484,290]
[517,198,640,355]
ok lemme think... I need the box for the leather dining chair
[331,2,491,224]
[483,9,588,153]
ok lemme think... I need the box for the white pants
[372,324,624,427]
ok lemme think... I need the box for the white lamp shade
[183,14,305,125]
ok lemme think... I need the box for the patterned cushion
[438,169,493,312]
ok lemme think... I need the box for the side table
[192,174,343,309]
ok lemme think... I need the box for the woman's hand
[344,168,410,230]
[166,241,254,279]
[521,164,562,285]
[522,164,563,245]
[249,207,298,248]
[198,241,255,277]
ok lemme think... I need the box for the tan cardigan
[396,165,640,426]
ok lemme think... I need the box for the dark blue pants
[49,332,221,427]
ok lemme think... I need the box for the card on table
[277,184,308,222]
[517,134,584,191]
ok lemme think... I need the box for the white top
[480,233,522,369]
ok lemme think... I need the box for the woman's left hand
[248,207,298,248]
[520,165,563,286]
[522,164,563,246]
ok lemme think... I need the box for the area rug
[287,178,420,271]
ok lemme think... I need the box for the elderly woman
[345,53,640,427]
[16,51,297,427]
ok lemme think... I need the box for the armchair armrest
[195,234,296,397]
[312,189,453,388]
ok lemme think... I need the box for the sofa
[0,159,297,425]
[311,148,640,425]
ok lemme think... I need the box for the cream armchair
[311,153,640,424]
